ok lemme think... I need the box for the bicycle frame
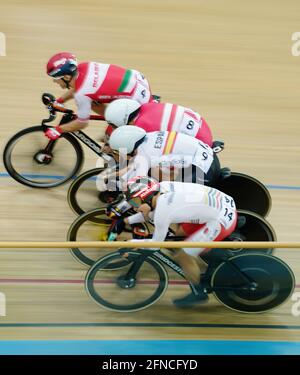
[117,247,256,294]
[41,93,111,161]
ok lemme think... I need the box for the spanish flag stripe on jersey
[162,131,178,155]
[167,105,177,131]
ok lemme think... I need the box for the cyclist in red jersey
[44,52,154,140]
[104,98,213,146]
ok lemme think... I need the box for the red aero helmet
[46,52,78,78]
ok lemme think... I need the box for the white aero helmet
[109,126,146,154]
[105,98,141,127]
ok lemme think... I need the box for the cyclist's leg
[183,213,237,258]
[182,221,222,264]
[172,249,202,285]
[172,222,219,307]
[173,217,237,307]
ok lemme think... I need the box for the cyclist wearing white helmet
[117,176,237,307]
[44,52,154,141]
[108,125,220,186]
[104,98,213,146]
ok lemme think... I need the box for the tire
[211,253,295,313]
[67,167,122,217]
[216,172,272,217]
[200,209,276,265]
[67,208,153,266]
[85,250,169,312]
[3,126,84,188]
[234,210,276,255]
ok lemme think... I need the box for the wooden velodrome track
[0,0,300,348]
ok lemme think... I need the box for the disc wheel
[216,172,272,217]
[211,253,295,313]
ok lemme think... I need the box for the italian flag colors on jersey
[117,70,136,93]
[99,66,136,95]
[75,63,139,99]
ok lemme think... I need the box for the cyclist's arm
[57,88,75,103]
[124,210,154,225]
[124,198,170,242]
[125,212,145,224]
[151,198,171,241]
[59,93,91,132]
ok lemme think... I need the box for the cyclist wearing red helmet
[45,52,153,140]
[118,176,237,307]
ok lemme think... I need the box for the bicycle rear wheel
[211,254,295,313]
[234,210,276,255]
[67,208,152,266]
[67,167,122,216]
[85,250,168,312]
[3,126,83,188]
[216,172,271,217]
[200,209,276,265]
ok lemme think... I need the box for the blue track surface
[0,340,300,355]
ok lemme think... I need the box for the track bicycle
[67,202,277,267]
[85,247,294,313]
[3,93,113,188]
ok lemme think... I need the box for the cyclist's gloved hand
[45,126,63,140]
[106,204,122,218]
[112,218,125,234]
[56,97,65,104]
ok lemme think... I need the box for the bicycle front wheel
[67,208,153,266]
[3,126,84,188]
[211,254,295,313]
[67,167,122,216]
[85,250,168,312]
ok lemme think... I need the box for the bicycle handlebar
[41,93,105,123]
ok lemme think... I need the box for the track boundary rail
[0,241,299,249]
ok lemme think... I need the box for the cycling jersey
[127,181,237,256]
[105,102,213,146]
[120,131,214,183]
[74,62,152,121]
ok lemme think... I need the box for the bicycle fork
[116,249,150,289]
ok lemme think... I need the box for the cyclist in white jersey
[111,176,237,307]
[104,126,221,190]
